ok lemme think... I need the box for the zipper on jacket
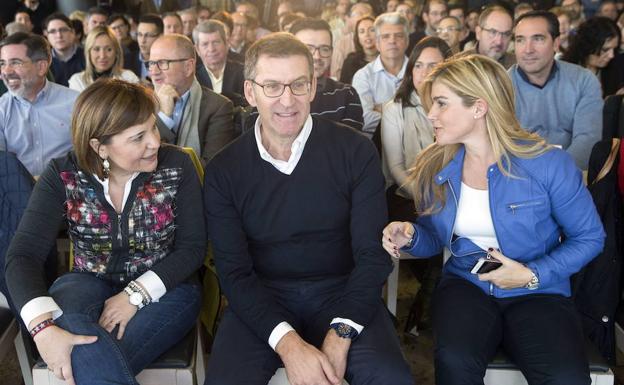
[508,200,542,214]
[117,214,123,247]
[487,168,504,297]
[446,180,459,247]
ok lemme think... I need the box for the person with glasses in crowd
[0,32,77,178]
[132,13,163,81]
[204,32,413,385]
[5,78,205,385]
[436,16,462,53]
[44,12,85,86]
[68,26,139,92]
[148,34,236,167]
[291,18,364,131]
[108,13,140,72]
[465,5,516,69]
[382,52,604,385]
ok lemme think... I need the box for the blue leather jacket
[403,145,605,298]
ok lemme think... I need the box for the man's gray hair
[374,12,409,39]
[192,20,227,45]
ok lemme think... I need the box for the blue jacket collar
[434,145,465,186]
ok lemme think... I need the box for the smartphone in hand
[470,254,502,274]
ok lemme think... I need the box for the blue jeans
[49,272,201,385]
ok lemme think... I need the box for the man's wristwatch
[525,270,540,290]
[330,322,359,340]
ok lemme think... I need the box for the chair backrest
[603,94,624,140]
[181,147,204,184]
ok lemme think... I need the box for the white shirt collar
[94,172,141,211]
[254,114,313,175]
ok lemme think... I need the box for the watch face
[129,292,143,306]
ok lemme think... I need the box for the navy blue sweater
[204,117,392,342]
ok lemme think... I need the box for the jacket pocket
[507,199,545,214]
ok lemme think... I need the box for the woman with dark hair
[381,36,452,217]
[5,79,204,385]
[108,14,138,54]
[562,16,623,96]
[339,16,377,84]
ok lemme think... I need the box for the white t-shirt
[453,182,500,251]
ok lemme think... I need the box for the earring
[102,158,110,179]
[474,115,479,119]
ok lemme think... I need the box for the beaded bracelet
[29,318,55,338]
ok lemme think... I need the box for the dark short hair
[108,13,130,27]
[514,10,560,39]
[423,0,448,15]
[395,36,452,106]
[87,6,110,19]
[138,14,164,35]
[43,12,73,32]
[244,32,313,80]
[162,12,183,24]
[562,16,620,65]
[448,3,466,16]
[289,18,333,43]
[0,32,51,62]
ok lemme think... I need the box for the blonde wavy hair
[406,54,550,215]
[81,26,124,86]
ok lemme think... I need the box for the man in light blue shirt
[0,32,77,177]
[352,12,409,137]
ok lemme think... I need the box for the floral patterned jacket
[5,144,206,311]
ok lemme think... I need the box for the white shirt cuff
[157,111,175,129]
[20,296,63,329]
[330,317,364,334]
[135,270,167,303]
[268,321,295,351]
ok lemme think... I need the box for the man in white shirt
[352,12,409,136]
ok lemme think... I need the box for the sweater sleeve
[328,138,393,326]
[5,160,66,313]
[149,152,206,289]
[566,72,603,170]
[204,163,298,343]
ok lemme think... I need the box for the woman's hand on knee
[33,325,98,385]
[382,221,415,257]
[98,292,139,340]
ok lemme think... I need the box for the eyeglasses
[249,78,310,98]
[0,58,33,69]
[436,27,460,34]
[480,26,512,40]
[137,32,160,39]
[144,58,191,71]
[47,27,71,35]
[306,44,332,58]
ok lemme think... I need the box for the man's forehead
[199,31,224,43]
[515,18,549,35]
[295,29,331,44]
[430,3,447,12]
[255,55,310,80]
[138,23,158,32]
[484,11,512,28]
[440,18,459,27]
[0,44,27,58]
[48,19,70,29]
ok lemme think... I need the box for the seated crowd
[0,0,623,384]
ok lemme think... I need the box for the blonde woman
[382,54,604,385]
[69,26,138,92]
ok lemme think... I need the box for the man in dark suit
[148,34,237,166]
[193,20,247,107]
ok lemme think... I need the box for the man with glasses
[509,10,602,170]
[353,12,409,136]
[422,0,448,36]
[436,16,462,53]
[204,32,412,385]
[134,14,163,81]
[193,20,246,107]
[44,13,84,87]
[0,32,77,177]
[466,5,516,69]
[149,34,236,166]
[291,18,363,131]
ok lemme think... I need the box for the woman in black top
[340,16,378,84]
[5,79,205,385]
